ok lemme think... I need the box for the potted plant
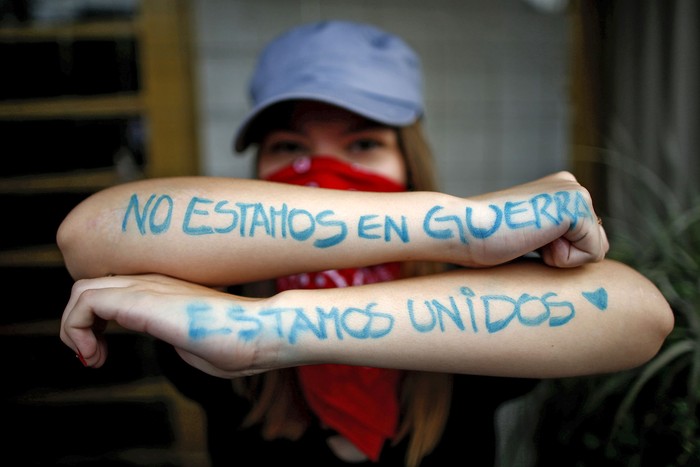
[534,145,700,466]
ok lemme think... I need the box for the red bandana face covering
[265,155,404,462]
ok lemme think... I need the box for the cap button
[293,156,312,173]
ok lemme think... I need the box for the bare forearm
[57,177,452,283]
[190,259,673,378]
[61,259,672,377]
[57,173,605,284]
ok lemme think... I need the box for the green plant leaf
[611,339,695,438]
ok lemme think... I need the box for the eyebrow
[346,120,391,134]
[269,120,391,136]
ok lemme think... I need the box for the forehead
[276,100,388,132]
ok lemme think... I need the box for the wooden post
[138,0,200,177]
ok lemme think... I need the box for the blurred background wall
[7,0,697,466]
[193,0,573,198]
[0,0,573,466]
[0,1,575,465]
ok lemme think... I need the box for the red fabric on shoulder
[298,364,402,461]
[266,155,405,461]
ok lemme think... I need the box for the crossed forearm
[57,172,606,285]
[60,260,672,378]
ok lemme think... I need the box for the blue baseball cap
[233,20,424,152]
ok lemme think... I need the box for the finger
[60,282,146,367]
[544,243,597,268]
[61,290,110,368]
[60,276,129,330]
[568,214,608,261]
[541,218,607,268]
[539,237,583,268]
[599,223,610,254]
[60,274,173,334]
[66,283,198,351]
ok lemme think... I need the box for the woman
[58,20,672,466]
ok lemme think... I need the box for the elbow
[657,300,675,344]
[56,212,83,280]
[56,204,106,280]
[602,260,675,371]
[626,291,675,370]
[56,212,74,255]
[648,297,675,357]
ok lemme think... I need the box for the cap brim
[233,87,421,153]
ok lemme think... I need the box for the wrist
[417,192,476,266]
[252,289,317,370]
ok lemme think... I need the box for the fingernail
[76,351,88,367]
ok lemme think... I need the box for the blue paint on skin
[385,215,409,243]
[149,195,173,234]
[465,205,502,239]
[460,287,479,333]
[183,197,214,235]
[554,191,577,228]
[482,292,577,333]
[314,306,344,339]
[269,204,289,239]
[213,200,238,234]
[482,294,518,333]
[358,215,382,239]
[545,293,576,326]
[573,192,594,220]
[187,302,233,340]
[529,193,559,227]
[515,294,550,326]
[234,202,256,236]
[185,286,606,344]
[358,214,409,243]
[504,201,537,230]
[249,202,272,237]
[555,191,594,224]
[258,307,298,339]
[422,191,592,245]
[123,190,595,247]
[187,303,395,345]
[123,193,173,234]
[227,305,263,341]
[406,299,437,333]
[123,193,153,234]
[314,211,347,248]
[583,288,608,311]
[425,296,465,332]
[288,307,328,344]
[423,205,467,243]
[340,303,393,339]
[287,208,315,241]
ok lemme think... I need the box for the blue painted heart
[582,288,608,311]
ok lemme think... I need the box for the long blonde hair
[236,119,453,467]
